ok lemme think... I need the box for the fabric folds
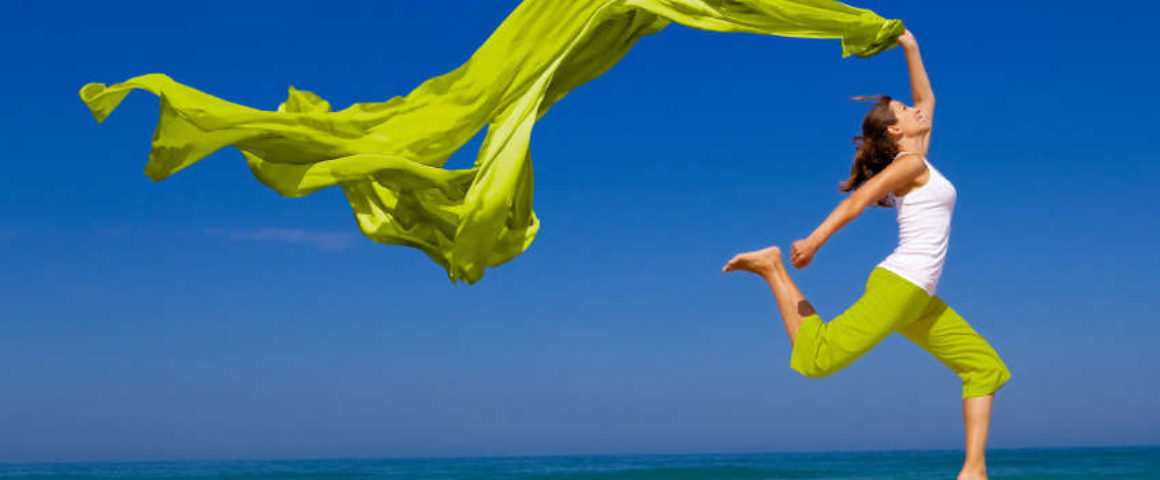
[79,0,904,283]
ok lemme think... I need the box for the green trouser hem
[963,367,1012,399]
[789,313,828,378]
[961,353,1013,399]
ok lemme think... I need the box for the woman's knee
[791,360,842,379]
[788,315,865,378]
[962,359,1012,398]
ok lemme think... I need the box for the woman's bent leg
[789,267,930,378]
[723,246,816,345]
[762,253,818,345]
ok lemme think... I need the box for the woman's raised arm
[897,29,935,154]
[898,29,934,116]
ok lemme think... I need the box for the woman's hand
[790,237,819,269]
[897,29,917,50]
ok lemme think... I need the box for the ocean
[1,446,1156,479]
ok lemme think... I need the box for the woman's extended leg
[895,296,1011,480]
[722,246,815,343]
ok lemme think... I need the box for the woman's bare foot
[957,467,987,480]
[722,246,784,278]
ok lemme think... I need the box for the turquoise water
[1,446,1156,479]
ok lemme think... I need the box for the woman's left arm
[898,29,935,154]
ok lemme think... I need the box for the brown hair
[840,95,899,208]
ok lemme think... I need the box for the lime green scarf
[79,0,903,284]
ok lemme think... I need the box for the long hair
[840,95,899,208]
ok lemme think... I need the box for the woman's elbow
[843,196,869,219]
[919,95,935,111]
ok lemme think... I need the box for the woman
[722,29,1011,480]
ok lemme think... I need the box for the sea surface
[1,446,1157,480]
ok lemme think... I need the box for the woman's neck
[897,137,925,156]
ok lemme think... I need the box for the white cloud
[203,227,359,251]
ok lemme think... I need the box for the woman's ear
[887,124,902,138]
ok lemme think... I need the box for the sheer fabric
[79,0,904,283]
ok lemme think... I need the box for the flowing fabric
[79,0,904,284]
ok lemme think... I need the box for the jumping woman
[722,29,1011,480]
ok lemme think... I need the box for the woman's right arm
[792,155,926,268]
[814,154,926,244]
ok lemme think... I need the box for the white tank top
[876,152,957,296]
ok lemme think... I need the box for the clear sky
[2,0,1158,463]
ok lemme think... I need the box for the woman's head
[886,97,930,138]
[839,95,929,207]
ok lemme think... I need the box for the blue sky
[2,0,1158,463]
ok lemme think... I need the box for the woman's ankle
[960,460,986,475]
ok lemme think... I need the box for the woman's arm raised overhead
[897,29,935,155]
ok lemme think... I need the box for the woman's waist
[877,254,947,276]
[881,247,948,264]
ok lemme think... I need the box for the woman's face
[887,100,930,138]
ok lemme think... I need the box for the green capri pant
[789,267,1012,399]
